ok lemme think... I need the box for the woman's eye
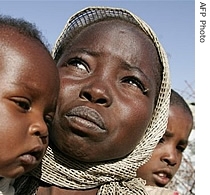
[122,77,148,94]
[65,58,89,72]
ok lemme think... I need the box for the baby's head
[0,15,59,178]
[137,89,193,187]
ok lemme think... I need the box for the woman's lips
[65,106,106,134]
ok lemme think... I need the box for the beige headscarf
[15,6,171,195]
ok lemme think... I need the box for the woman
[15,6,171,195]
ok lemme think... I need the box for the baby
[0,15,59,194]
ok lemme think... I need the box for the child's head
[0,15,60,178]
[137,89,193,187]
[28,6,170,193]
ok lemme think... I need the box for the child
[0,15,60,194]
[15,6,171,195]
[137,89,193,193]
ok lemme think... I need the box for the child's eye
[177,145,186,153]
[121,76,149,94]
[158,137,165,144]
[12,98,31,111]
[44,115,53,130]
[65,58,89,72]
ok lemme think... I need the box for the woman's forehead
[70,20,155,54]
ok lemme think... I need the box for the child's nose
[29,118,49,138]
[161,147,178,166]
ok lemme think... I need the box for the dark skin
[137,105,193,187]
[38,20,161,194]
[0,28,59,179]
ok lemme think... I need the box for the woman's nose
[79,81,112,107]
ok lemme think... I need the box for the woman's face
[51,20,160,162]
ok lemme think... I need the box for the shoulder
[145,186,180,195]
[0,178,15,195]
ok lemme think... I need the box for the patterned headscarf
[15,6,171,195]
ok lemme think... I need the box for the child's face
[51,20,160,162]
[0,28,59,178]
[137,105,193,187]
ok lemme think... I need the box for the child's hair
[0,15,50,51]
[170,89,193,119]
